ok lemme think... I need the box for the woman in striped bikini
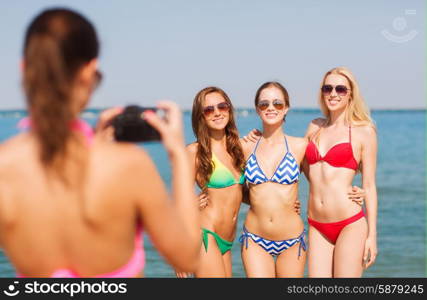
[176,86,302,278]
[239,82,307,277]
[304,67,377,277]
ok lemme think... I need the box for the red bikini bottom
[308,210,365,244]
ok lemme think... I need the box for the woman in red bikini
[0,8,200,277]
[304,67,378,277]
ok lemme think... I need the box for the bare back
[0,133,163,277]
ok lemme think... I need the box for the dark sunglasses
[321,85,350,96]
[203,101,230,116]
[93,70,103,89]
[257,99,285,111]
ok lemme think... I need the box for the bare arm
[295,135,310,180]
[138,101,200,272]
[360,126,378,269]
[186,143,198,184]
[302,118,326,180]
[241,182,250,205]
[187,144,210,211]
[301,157,310,180]
[291,136,308,215]
[0,182,4,248]
[240,128,262,143]
[94,106,124,141]
[174,143,202,278]
[239,137,257,206]
[304,118,326,139]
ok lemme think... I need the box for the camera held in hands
[113,105,161,142]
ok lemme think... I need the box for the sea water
[0,109,424,277]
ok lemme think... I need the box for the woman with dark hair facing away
[238,82,308,277]
[0,8,200,277]
[304,67,377,277]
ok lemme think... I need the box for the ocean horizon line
[0,107,425,114]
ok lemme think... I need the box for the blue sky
[0,0,424,109]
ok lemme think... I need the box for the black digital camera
[112,105,161,142]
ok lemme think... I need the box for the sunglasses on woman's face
[93,70,103,89]
[257,99,285,111]
[321,85,350,96]
[203,101,230,116]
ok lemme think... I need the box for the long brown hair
[22,8,99,179]
[191,87,245,189]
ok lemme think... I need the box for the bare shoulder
[310,118,327,128]
[240,138,257,156]
[286,135,308,147]
[93,140,154,175]
[91,141,168,211]
[305,117,327,138]
[186,142,199,162]
[286,135,308,155]
[352,124,377,143]
[0,134,32,168]
[356,124,377,135]
[186,142,198,154]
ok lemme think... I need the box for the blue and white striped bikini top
[244,136,300,185]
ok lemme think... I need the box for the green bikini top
[206,153,245,189]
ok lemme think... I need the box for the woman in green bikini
[176,86,245,277]
[176,86,300,278]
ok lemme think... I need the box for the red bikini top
[305,126,358,171]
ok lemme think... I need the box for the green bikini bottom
[202,228,233,255]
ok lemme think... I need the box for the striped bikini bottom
[239,226,307,258]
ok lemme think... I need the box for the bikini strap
[135,224,143,245]
[238,226,250,250]
[297,230,307,258]
[284,135,289,154]
[311,125,322,145]
[252,137,262,154]
[210,152,216,169]
[202,229,209,252]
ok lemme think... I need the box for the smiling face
[322,73,352,113]
[202,92,230,131]
[256,86,289,125]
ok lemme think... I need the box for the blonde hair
[319,67,374,127]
